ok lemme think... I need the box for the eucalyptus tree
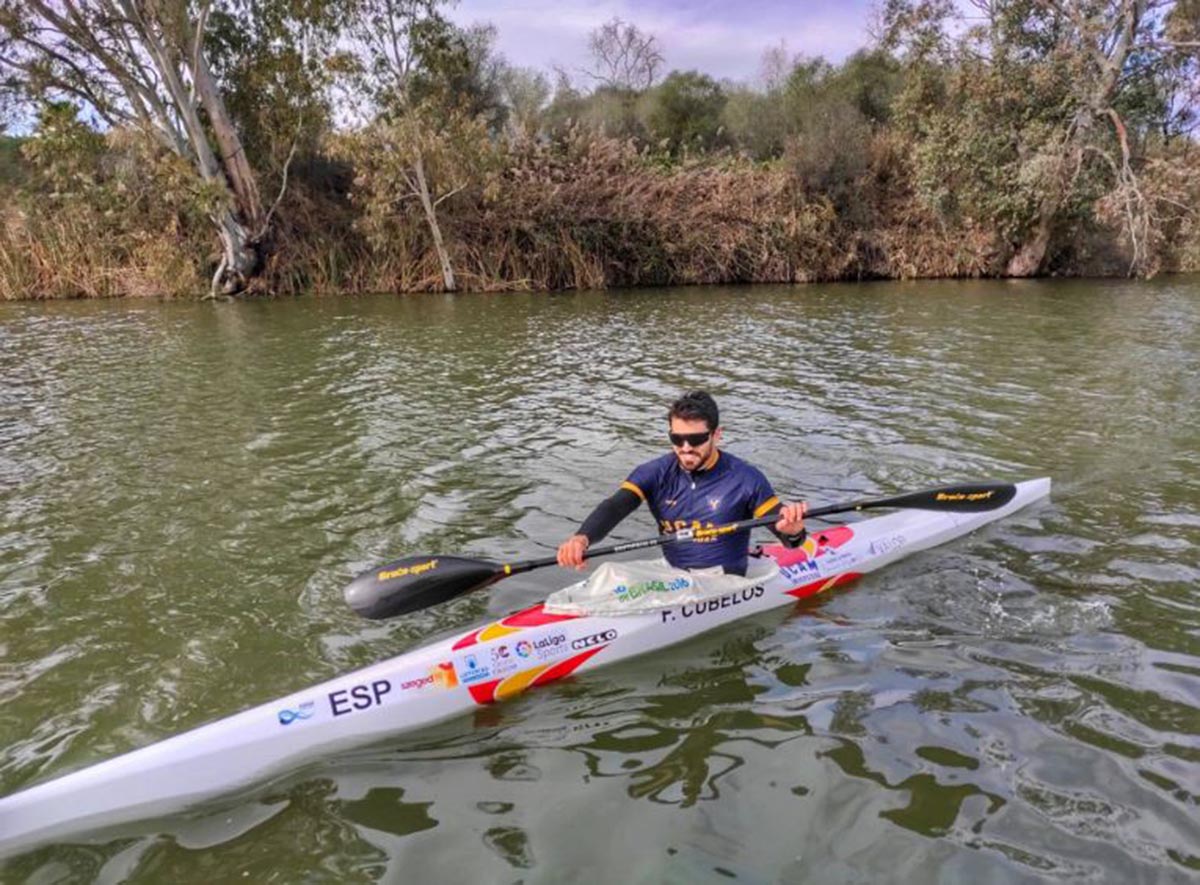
[342,0,503,291]
[0,0,340,296]
[882,0,1200,276]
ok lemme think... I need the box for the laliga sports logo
[515,640,533,658]
[377,559,438,582]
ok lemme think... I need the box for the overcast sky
[448,0,881,86]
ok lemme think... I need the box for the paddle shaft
[500,483,1014,576]
[344,480,1018,619]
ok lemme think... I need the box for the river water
[0,279,1197,883]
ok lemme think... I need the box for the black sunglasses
[668,430,712,447]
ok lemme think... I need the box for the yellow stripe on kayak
[478,622,523,642]
[495,665,551,700]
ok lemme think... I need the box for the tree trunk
[1006,208,1055,276]
[413,154,456,291]
[212,209,261,296]
[192,46,264,231]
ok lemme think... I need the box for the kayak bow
[0,477,1050,854]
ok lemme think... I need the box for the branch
[1149,39,1200,50]
[431,183,466,207]
[256,131,299,241]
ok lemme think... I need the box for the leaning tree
[0,0,335,295]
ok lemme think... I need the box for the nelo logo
[571,629,618,650]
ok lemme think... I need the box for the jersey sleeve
[623,457,664,503]
[746,465,780,518]
[577,487,642,543]
[747,465,807,547]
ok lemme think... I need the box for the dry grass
[2,130,1196,300]
[0,207,203,300]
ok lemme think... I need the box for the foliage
[883,0,1200,275]
[1,105,210,298]
[204,0,344,173]
[721,86,789,160]
[0,133,22,188]
[499,66,551,137]
[641,71,727,155]
[2,2,1199,297]
[332,106,494,288]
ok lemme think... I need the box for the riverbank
[3,131,1198,300]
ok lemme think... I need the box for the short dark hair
[668,390,719,430]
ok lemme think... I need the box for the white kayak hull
[0,478,1050,854]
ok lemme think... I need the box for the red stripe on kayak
[503,604,580,627]
[452,628,483,651]
[453,605,580,650]
[786,572,861,601]
[531,646,605,686]
[763,525,856,567]
[467,679,502,704]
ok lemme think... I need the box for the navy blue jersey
[623,450,780,574]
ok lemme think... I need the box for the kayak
[0,477,1050,854]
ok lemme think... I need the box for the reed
[1,128,1196,300]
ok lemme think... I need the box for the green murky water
[1,278,1197,882]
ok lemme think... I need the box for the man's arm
[557,487,643,569]
[762,499,808,548]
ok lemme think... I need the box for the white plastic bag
[544,556,779,616]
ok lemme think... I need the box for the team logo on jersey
[708,497,721,511]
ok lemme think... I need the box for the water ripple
[1,280,1198,881]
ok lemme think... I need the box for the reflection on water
[0,278,1198,881]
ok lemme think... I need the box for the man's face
[668,416,721,472]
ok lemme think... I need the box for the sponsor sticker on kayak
[277,700,315,726]
[779,559,820,584]
[572,629,618,650]
[531,631,568,660]
[869,534,906,556]
[398,661,459,693]
[454,630,572,683]
[456,652,492,684]
[613,575,691,603]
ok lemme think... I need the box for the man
[557,390,807,576]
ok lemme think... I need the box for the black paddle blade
[344,555,503,620]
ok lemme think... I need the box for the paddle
[343,481,1017,620]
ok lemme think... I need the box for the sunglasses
[668,430,712,448]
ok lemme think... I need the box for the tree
[339,104,492,292]
[883,0,1200,276]
[583,17,663,91]
[642,70,726,154]
[499,64,550,138]
[345,0,501,290]
[0,0,335,295]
